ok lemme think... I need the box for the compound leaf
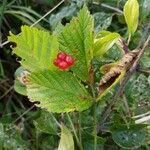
[8,26,59,72]
[58,6,94,82]
[27,70,93,113]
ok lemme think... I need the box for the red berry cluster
[53,52,75,70]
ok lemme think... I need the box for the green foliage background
[0,0,149,149]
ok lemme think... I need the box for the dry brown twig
[97,36,150,133]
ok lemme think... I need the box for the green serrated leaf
[8,26,59,72]
[94,31,120,57]
[58,6,94,82]
[58,125,74,150]
[27,70,93,113]
[123,0,139,35]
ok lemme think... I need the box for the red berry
[65,55,75,66]
[57,52,66,60]
[53,52,75,70]
[58,61,68,70]
[53,59,61,66]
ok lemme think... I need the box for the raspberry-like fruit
[53,52,75,70]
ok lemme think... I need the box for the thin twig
[137,69,150,74]
[12,105,35,123]
[0,40,10,48]
[31,0,65,27]
[130,37,150,72]
[122,94,131,117]
[132,111,150,119]
[6,105,35,131]
[50,112,61,128]
[0,86,13,99]
[0,0,65,48]
[0,79,9,84]
[101,3,123,14]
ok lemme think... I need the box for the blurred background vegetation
[0,0,149,149]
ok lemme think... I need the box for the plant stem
[101,3,123,14]
[66,113,83,150]
[78,112,82,144]
[36,130,39,149]
[127,33,131,45]
[93,101,97,150]
[50,113,61,128]
[91,85,97,150]
[137,69,150,74]
[122,94,131,117]
[31,0,65,27]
